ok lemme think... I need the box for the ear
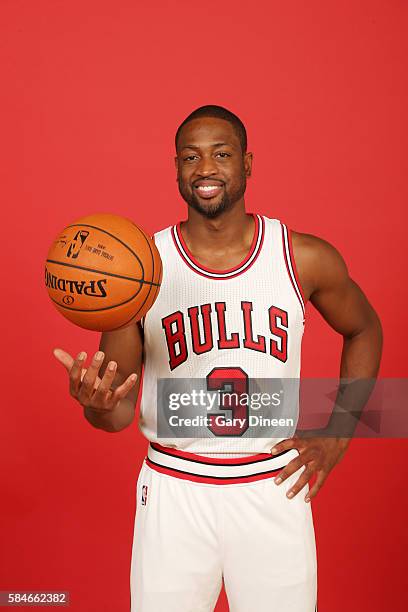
[244,151,253,178]
[174,155,179,180]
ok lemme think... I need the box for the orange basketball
[45,213,162,331]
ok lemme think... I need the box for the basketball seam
[49,290,144,313]
[110,276,155,329]
[84,234,161,326]
[122,227,157,328]
[48,221,162,328]
[64,222,146,279]
[46,259,160,286]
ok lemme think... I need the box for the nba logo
[141,485,148,506]
[66,230,89,259]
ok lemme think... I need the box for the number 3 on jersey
[206,367,249,436]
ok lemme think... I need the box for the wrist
[83,397,134,432]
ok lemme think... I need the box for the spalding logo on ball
[45,213,162,331]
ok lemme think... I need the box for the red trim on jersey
[150,441,289,465]
[145,457,283,485]
[171,214,264,279]
[280,223,306,318]
[286,227,306,305]
[141,232,158,329]
[176,212,259,273]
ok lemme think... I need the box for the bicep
[309,240,376,338]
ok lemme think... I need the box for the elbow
[370,307,383,347]
[346,306,383,344]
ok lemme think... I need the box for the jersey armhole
[141,232,157,330]
[280,223,306,323]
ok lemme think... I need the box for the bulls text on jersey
[161,300,288,371]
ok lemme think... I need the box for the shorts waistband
[146,443,297,485]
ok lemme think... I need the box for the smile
[194,184,223,198]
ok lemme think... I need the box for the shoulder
[290,230,349,299]
[291,230,346,267]
[152,224,174,247]
[153,224,174,238]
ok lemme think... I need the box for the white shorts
[130,444,317,612]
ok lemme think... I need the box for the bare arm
[271,232,383,500]
[83,322,144,432]
[294,233,383,434]
[54,321,144,433]
[304,233,383,377]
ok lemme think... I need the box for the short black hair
[175,105,247,154]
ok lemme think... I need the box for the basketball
[45,213,162,331]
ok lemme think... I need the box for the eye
[215,152,231,158]
[183,155,199,162]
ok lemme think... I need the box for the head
[175,105,253,219]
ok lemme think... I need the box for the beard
[178,174,247,220]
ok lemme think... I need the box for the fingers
[69,351,87,397]
[77,351,104,406]
[92,365,137,412]
[272,437,336,502]
[53,348,75,372]
[274,456,305,485]
[270,438,298,455]
[275,460,327,502]
[110,373,138,406]
[305,472,327,503]
[92,361,118,407]
[285,467,314,499]
[57,348,137,412]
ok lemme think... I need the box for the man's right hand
[53,348,138,414]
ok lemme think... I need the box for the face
[175,117,252,219]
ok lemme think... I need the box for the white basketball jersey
[139,213,306,454]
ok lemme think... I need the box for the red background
[1,1,407,610]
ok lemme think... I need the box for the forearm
[83,396,135,433]
[327,315,383,436]
[339,311,383,378]
[296,315,383,439]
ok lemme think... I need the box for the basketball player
[54,105,383,611]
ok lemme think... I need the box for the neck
[181,202,254,254]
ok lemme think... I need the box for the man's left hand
[270,436,350,502]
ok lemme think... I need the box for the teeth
[196,185,220,191]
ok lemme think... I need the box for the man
[54,105,383,611]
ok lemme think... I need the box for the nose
[196,154,218,177]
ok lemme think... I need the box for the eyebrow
[180,142,235,151]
